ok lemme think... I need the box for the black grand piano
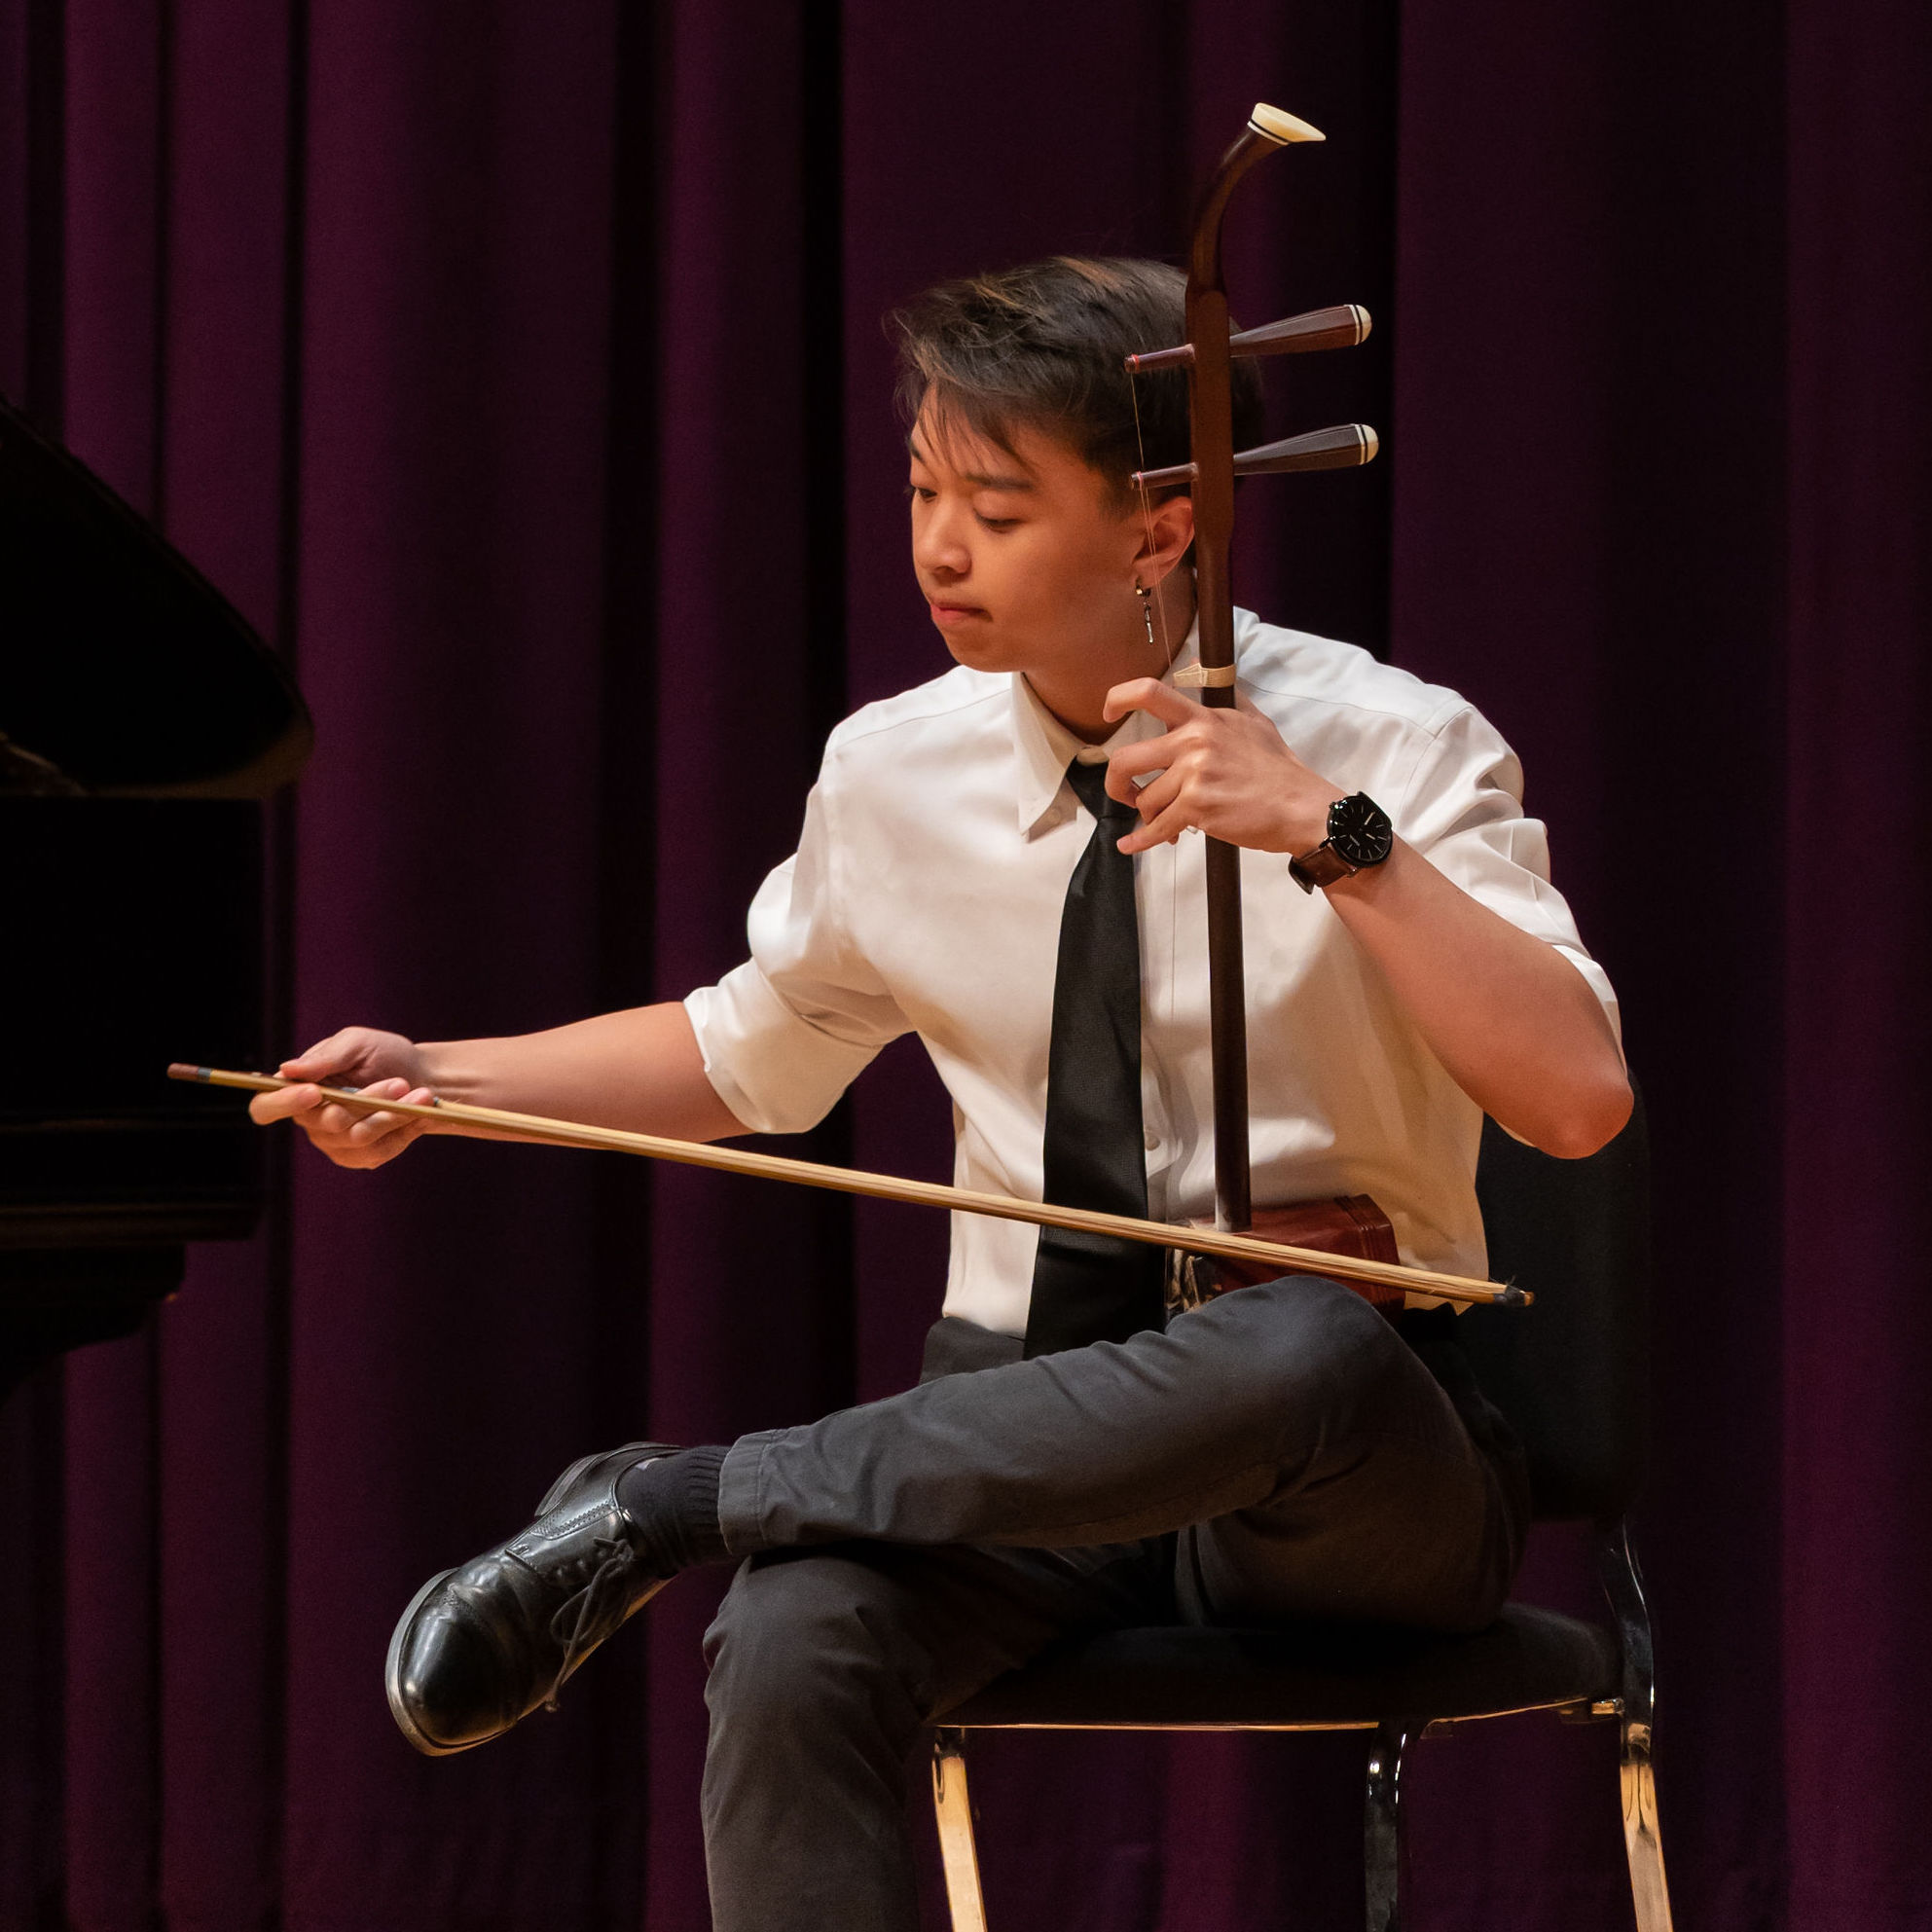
[0,392,310,1398]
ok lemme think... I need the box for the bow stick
[1126,101,1380,1235]
[167,1065,1526,1309]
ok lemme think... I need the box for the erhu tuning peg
[1232,422,1378,476]
[1124,304,1372,377]
[1231,304,1370,357]
[1130,422,1378,493]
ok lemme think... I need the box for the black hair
[889,256,1264,500]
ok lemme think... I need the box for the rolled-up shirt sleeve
[1394,703,1622,1047]
[683,777,910,1134]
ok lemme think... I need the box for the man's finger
[1103,677,1197,729]
[249,1081,324,1125]
[346,1110,414,1148]
[277,1032,360,1079]
[332,1077,408,1146]
[357,1112,434,1159]
[1126,767,1183,822]
[1116,797,1195,854]
[1103,734,1184,804]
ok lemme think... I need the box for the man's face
[908,398,1149,681]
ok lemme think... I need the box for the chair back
[1456,1087,1650,1521]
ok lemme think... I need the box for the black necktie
[1023,759,1167,1357]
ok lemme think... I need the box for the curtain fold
[2,2,1927,1926]
[1780,3,1932,1927]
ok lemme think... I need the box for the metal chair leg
[1364,1722,1410,1932]
[1597,1523,1675,1932]
[1620,1725,1673,1932]
[931,1727,989,1932]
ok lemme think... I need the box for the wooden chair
[929,1097,1671,1931]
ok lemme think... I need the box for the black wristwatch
[1289,792,1395,893]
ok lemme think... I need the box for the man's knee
[1173,1273,1406,1413]
[704,1549,930,1734]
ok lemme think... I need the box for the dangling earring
[1137,580,1156,651]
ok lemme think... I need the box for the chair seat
[938,1603,1621,1731]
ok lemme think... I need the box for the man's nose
[913,502,971,577]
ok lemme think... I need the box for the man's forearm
[418,1002,748,1144]
[1324,841,1632,1157]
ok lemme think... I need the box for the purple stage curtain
[1,2,1928,1928]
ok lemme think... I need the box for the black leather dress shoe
[386,1440,679,1756]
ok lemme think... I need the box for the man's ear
[1134,492,1196,585]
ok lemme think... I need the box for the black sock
[615,1444,730,1573]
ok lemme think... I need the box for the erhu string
[1128,370,1179,679]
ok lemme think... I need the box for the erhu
[1125,100,1379,1238]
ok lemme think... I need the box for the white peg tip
[1250,103,1326,144]
[1359,424,1380,463]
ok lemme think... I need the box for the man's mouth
[927,598,988,627]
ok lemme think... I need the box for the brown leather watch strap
[1288,841,1358,893]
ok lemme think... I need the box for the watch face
[1328,792,1394,866]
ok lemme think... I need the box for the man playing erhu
[253,257,1630,1931]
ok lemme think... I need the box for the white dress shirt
[685,607,1620,1334]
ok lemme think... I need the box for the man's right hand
[248,1028,438,1170]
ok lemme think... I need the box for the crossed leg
[699,1278,1527,1931]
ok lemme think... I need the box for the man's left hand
[1101,677,1340,857]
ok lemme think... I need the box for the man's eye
[977,514,1018,531]
[907,485,936,502]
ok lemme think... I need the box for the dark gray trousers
[699,1277,1529,1932]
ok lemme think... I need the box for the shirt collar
[1008,613,1213,836]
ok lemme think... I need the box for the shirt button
[1144,1130,1159,1150]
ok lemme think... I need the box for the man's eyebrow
[906,435,1037,493]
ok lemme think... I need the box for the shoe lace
[544,1535,643,1711]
